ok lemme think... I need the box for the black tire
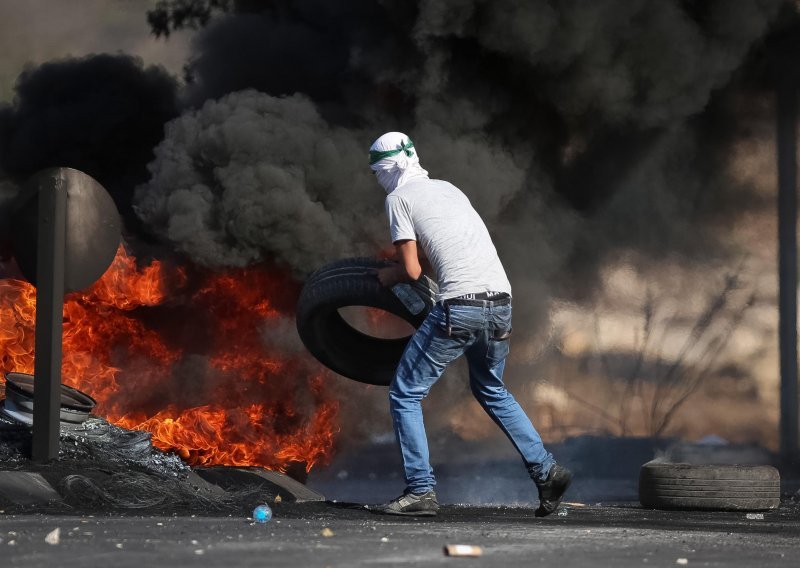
[296,257,437,386]
[638,461,780,511]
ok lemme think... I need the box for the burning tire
[638,461,780,511]
[2,372,96,426]
[296,258,437,385]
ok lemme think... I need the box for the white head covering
[369,131,429,194]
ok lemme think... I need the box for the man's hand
[377,264,404,287]
[376,240,423,287]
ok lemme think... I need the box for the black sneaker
[534,464,573,517]
[376,490,439,517]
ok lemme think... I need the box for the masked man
[370,132,572,517]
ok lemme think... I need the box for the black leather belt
[444,292,511,307]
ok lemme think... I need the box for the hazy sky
[0,0,191,101]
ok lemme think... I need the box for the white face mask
[375,167,402,194]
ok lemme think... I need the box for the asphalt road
[2,501,799,568]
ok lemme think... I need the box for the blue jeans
[389,300,554,494]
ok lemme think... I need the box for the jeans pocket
[425,323,468,362]
[435,305,475,340]
[433,321,471,341]
[486,331,511,370]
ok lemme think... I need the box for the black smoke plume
[0,54,179,231]
[0,0,789,344]
[135,0,785,323]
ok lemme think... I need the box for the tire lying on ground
[638,461,780,511]
[296,257,438,386]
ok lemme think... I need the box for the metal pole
[31,172,67,462]
[777,84,799,463]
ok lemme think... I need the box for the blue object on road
[253,504,273,523]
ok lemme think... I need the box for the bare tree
[565,267,755,439]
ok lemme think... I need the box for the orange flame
[0,246,338,473]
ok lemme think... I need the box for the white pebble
[45,528,61,545]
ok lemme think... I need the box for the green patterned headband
[369,138,415,165]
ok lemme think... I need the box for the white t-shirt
[385,178,512,301]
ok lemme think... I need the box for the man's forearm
[396,240,422,280]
